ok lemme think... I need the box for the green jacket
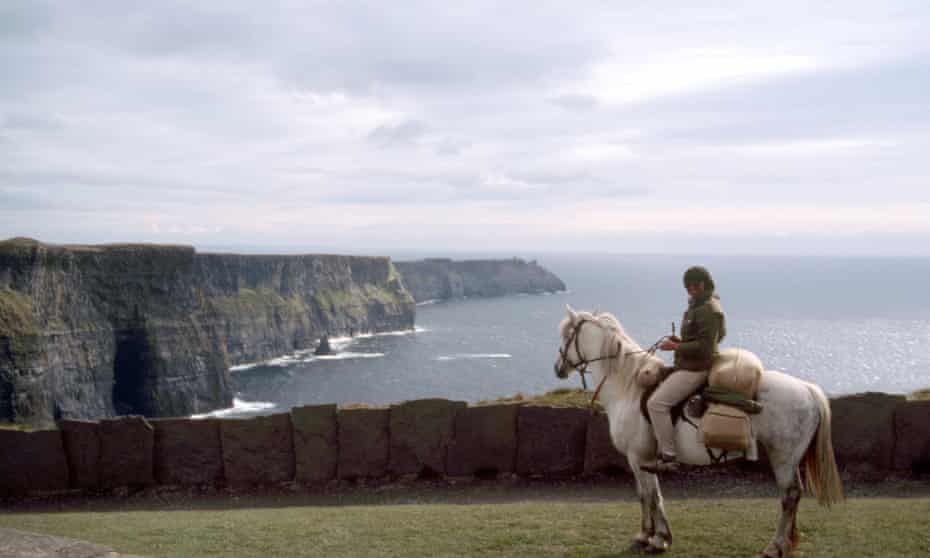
[674,291,726,370]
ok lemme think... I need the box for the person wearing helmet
[640,266,727,473]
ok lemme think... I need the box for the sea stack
[314,335,334,356]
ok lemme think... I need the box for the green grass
[0,422,33,431]
[210,288,305,316]
[910,388,930,401]
[0,288,40,364]
[0,288,36,334]
[2,496,928,557]
[479,387,604,412]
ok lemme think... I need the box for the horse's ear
[565,304,577,321]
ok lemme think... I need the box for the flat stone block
[59,419,100,489]
[516,406,588,476]
[98,416,155,489]
[0,527,144,558]
[0,430,69,496]
[221,413,295,486]
[893,400,930,472]
[584,412,630,476]
[292,404,338,483]
[446,404,518,476]
[389,398,466,476]
[153,418,224,485]
[338,407,390,479]
[830,393,904,472]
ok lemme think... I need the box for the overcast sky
[1,1,928,256]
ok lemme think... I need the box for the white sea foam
[232,351,387,370]
[351,326,426,338]
[191,397,277,419]
[309,351,385,361]
[416,299,440,306]
[228,327,420,372]
[435,353,512,361]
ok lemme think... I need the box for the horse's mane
[571,310,656,399]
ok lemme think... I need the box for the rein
[558,317,668,413]
[558,318,620,389]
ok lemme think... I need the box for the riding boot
[640,452,680,474]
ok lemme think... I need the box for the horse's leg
[632,468,673,553]
[630,471,654,551]
[759,457,803,558]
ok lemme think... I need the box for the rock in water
[314,335,333,355]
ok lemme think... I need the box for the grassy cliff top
[0,288,37,337]
[0,237,194,252]
[478,387,603,412]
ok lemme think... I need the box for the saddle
[640,349,764,453]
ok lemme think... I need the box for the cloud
[0,3,50,40]
[1,1,929,254]
[368,120,428,148]
[550,94,599,111]
[2,112,63,132]
[0,189,58,211]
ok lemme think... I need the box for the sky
[1,1,929,256]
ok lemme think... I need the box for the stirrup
[640,453,680,473]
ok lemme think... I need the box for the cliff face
[0,239,415,424]
[194,253,414,364]
[395,258,566,303]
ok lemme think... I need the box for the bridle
[556,316,669,410]
[556,317,621,390]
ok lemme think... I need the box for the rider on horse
[641,266,727,473]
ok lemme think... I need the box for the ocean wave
[312,352,385,361]
[351,326,426,338]
[232,351,387,371]
[435,353,512,361]
[191,397,277,419]
[229,328,421,372]
[416,299,441,306]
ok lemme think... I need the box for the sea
[200,254,930,418]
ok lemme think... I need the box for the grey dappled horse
[554,308,843,557]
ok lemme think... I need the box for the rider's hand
[659,339,679,351]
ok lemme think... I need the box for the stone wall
[2,392,928,497]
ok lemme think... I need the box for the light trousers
[646,369,709,457]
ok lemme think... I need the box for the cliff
[0,239,415,425]
[395,258,565,303]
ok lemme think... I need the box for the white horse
[554,307,843,557]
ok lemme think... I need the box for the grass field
[2,485,929,557]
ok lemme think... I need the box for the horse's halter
[555,318,621,389]
[556,315,668,408]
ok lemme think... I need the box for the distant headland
[395,257,566,303]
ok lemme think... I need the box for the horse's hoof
[757,542,787,558]
[645,536,670,554]
[627,539,649,553]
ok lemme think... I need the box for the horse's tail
[802,383,845,507]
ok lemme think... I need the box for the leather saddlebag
[709,348,762,399]
[699,403,752,451]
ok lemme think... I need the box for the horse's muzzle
[554,358,568,379]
